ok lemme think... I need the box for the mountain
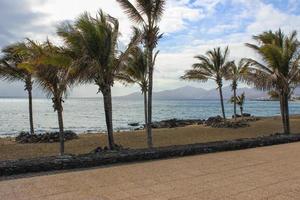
[119,86,207,100]
[119,85,270,100]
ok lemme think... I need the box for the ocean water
[0,98,300,137]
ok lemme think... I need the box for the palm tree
[57,10,140,150]
[25,39,78,156]
[230,92,245,117]
[224,60,249,120]
[117,0,166,148]
[245,29,300,134]
[0,42,35,134]
[181,47,231,119]
[118,46,149,126]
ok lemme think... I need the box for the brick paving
[1,142,300,200]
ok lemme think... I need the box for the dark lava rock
[209,121,250,129]
[90,144,127,154]
[151,118,204,129]
[128,122,140,127]
[205,116,223,126]
[3,133,300,176]
[232,113,252,118]
[15,131,78,144]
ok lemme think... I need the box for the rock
[128,122,140,126]
[3,133,300,176]
[232,113,252,118]
[243,113,251,117]
[205,116,223,126]
[90,147,103,154]
[151,118,204,129]
[15,131,78,144]
[208,120,250,129]
[232,114,241,118]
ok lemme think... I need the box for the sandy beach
[1,115,300,161]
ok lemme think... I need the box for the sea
[1,98,300,137]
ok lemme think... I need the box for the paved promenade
[1,142,300,200]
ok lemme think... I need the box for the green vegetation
[117,0,166,148]
[0,42,35,134]
[224,60,249,120]
[118,46,149,126]
[244,29,300,134]
[57,10,141,150]
[230,92,246,116]
[181,46,231,120]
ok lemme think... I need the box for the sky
[0,0,300,97]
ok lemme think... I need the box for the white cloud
[161,5,204,33]
[2,0,300,97]
[246,3,300,34]
[193,0,222,14]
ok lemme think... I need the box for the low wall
[1,133,300,176]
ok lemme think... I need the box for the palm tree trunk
[218,85,226,120]
[284,92,290,134]
[26,81,34,135]
[147,48,154,148]
[233,82,237,120]
[56,99,64,156]
[279,92,288,134]
[143,91,148,126]
[102,86,115,149]
[240,106,243,116]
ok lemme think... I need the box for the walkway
[1,142,300,199]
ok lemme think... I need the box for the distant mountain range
[119,86,300,100]
[1,84,300,100]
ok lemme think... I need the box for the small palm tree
[182,47,231,119]
[57,10,140,150]
[0,42,35,134]
[118,47,149,126]
[224,60,249,120]
[245,29,300,134]
[117,0,166,148]
[230,92,245,117]
[26,39,78,156]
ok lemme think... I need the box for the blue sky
[0,0,300,97]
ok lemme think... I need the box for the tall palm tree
[245,29,300,134]
[118,46,149,126]
[25,39,78,156]
[0,42,35,134]
[181,47,231,119]
[230,92,246,117]
[224,60,249,120]
[117,0,166,148]
[57,10,140,150]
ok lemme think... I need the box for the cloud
[1,0,300,97]
[246,3,300,34]
[0,0,50,48]
[193,0,222,14]
[160,4,205,33]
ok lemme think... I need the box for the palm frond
[116,0,145,24]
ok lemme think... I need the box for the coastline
[1,115,300,161]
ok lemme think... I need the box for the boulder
[128,122,139,127]
[15,131,78,144]
[205,116,223,126]
[151,118,204,129]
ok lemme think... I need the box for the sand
[0,116,300,161]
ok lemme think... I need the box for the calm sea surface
[0,98,300,137]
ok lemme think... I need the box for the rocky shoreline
[129,114,257,129]
[15,131,78,144]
